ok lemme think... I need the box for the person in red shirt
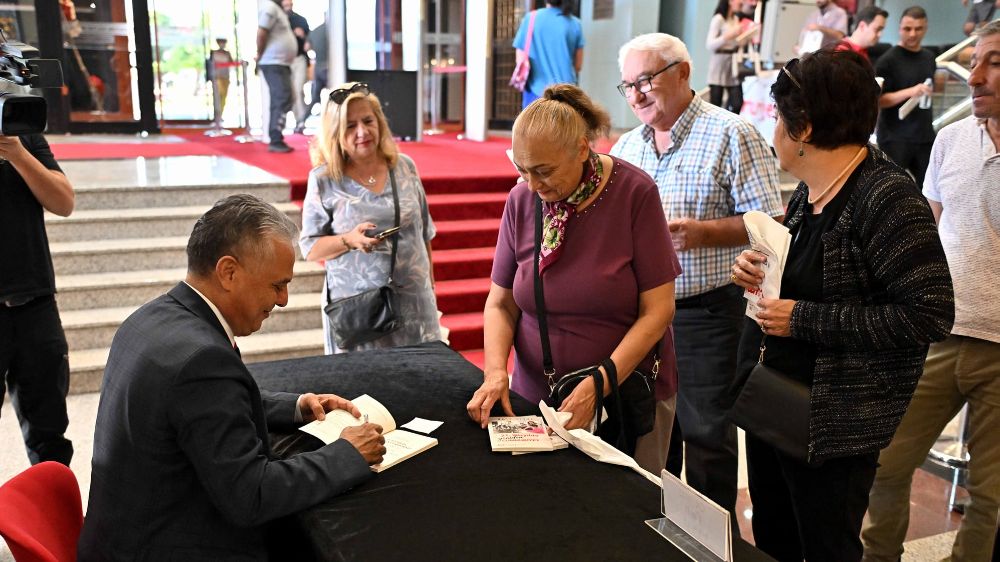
[834,6,887,62]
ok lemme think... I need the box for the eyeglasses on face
[780,58,802,90]
[617,60,682,98]
[329,83,370,105]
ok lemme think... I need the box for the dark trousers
[260,64,292,146]
[673,284,744,520]
[878,140,933,187]
[0,295,73,465]
[709,85,744,114]
[747,434,878,562]
[306,66,329,119]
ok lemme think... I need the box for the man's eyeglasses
[329,83,370,105]
[780,58,802,90]
[616,60,681,98]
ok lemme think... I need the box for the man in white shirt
[257,0,298,152]
[862,20,1000,562]
[800,0,849,53]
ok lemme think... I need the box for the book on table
[488,415,565,453]
[299,394,437,473]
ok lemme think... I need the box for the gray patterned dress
[300,154,441,354]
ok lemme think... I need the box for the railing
[931,34,976,132]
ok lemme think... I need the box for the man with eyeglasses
[610,32,783,526]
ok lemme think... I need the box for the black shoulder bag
[323,170,402,349]
[729,335,812,463]
[533,196,657,455]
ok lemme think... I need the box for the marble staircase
[53,156,326,393]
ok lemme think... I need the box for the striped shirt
[610,95,783,298]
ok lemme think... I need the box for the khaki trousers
[862,335,1000,562]
[634,396,677,476]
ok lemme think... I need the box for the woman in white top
[706,0,750,114]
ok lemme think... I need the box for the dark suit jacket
[79,283,371,561]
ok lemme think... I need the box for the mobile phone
[373,226,401,240]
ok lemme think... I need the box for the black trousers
[673,284,744,521]
[709,84,744,115]
[0,295,73,465]
[260,64,292,145]
[878,140,933,188]
[746,434,878,562]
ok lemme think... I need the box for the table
[250,342,772,562]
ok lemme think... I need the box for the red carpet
[50,132,516,367]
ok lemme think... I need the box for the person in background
[730,50,954,562]
[78,194,385,561]
[862,20,1000,562]
[256,0,297,153]
[207,37,234,117]
[512,0,584,109]
[963,0,1000,36]
[0,130,75,468]
[466,84,681,471]
[300,83,441,354]
[611,32,783,520]
[875,6,936,186]
[304,16,329,127]
[706,0,754,114]
[799,0,849,53]
[834,6,888,62]
[282,0,310,134]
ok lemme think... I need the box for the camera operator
[0,129,75,466]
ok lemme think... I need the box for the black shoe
[268,142,293,153]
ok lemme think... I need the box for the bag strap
[533,195,556,388]
[325,167,401,307]
[524,10,537,58]
[601,357,628,451]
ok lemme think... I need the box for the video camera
[0,32,64,136]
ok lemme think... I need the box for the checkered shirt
[610,95,783,298]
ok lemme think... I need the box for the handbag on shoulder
[533,196,656,455]
[324,170,402,349]
[729,336,811,462]
[509,11,536,92]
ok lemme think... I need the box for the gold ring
[731,273,738,282]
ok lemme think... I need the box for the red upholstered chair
[0,461,83,562]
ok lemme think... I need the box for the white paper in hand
[743,211,792,322]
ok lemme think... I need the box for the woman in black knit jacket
[730,50,954,562]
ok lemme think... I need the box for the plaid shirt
[610,95,783,298]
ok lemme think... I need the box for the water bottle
[919,78,933,110]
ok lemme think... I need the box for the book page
[374,430,438,473]
[298,394,396,445]
[488,416,554,452]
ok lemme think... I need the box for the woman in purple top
[466,84,682,470]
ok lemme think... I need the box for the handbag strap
[524,10,537,59]
[325,167,400,307]
[601,357,628,451]
[533,195,556,388]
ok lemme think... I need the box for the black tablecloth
[250,342,772,562]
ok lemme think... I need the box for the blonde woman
[300,82,440,353]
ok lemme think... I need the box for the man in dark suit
[79,194,386,561]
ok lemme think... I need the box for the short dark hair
[186,194,298,277]
[855,6,888,26]
[901,6,927,20]
[546,0,574,16]
[771,50,880,150]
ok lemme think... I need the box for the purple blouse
[492,156,682,404]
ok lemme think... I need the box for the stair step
[70,329,326,394]
[60,293,324,350]
[45,203,302,242]
[61,156,291,210]
[434,277,490,315]
[432,218,501,250]
[49,236,305,275]
[55,261,325,310]
[427,192,508,221]
[433,246,495,281]
[440,312,485,351]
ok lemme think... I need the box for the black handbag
[729,336,811,462]
[323,170,402,349]
[533,196,656,455]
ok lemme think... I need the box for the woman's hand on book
[341,423,386,465]
[467,370,514,429]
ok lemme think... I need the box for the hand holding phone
[373,226,401,241]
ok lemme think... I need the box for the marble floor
[58,155,288,190]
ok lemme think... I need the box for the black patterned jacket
[786,146,954,462]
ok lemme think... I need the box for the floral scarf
[538,152,603,273]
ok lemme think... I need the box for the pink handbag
[509,10,537,92]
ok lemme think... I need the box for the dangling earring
[798,141,805,157]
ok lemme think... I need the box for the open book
[487,415,566,453]
[299,394,437,473]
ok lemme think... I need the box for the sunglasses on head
[329,83,370,105]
